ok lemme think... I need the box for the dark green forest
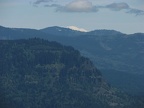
[0,38,144,108]
[1,25,144,95]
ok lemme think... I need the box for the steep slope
[40,28,144,95]
[0,38,142,108]
[0,25,144,95]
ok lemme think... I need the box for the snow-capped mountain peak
[67,26,87,32]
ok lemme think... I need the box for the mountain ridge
[0,25,144,95]
[40,26,85,37]
[1,25,144,36]
[1,38,141,108]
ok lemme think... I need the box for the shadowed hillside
[0,25,144,95]
[1,38,144,108]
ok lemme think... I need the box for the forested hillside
[0,25,144,95]
[41,28,144,95]
[0,38,143,108]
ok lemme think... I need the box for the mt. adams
[67,26,88,32]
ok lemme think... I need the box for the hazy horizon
[0,0,144,34]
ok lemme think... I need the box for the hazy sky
[0,0,144,34]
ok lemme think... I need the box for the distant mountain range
[0,25,144,95]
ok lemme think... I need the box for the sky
[0,0,144,34]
